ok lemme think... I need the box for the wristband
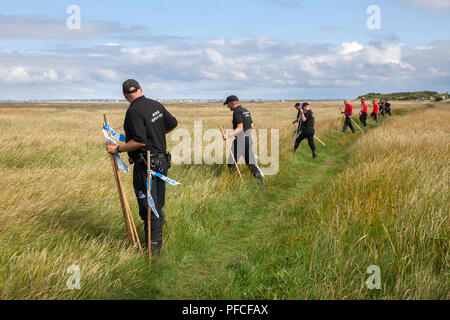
[117,145,121,153]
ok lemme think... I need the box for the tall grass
[0,101,447,299]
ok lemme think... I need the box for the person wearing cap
[341,100,356,133]
[291,103,303,150]
[293,102,317,158]
[292,103,302,127]
[106,79,178,257]
[359,99,368,127]
[222,95,264,188]
[371,100,379,122]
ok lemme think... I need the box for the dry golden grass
[0,100,445,299]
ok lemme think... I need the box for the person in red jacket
[341,100,355,133]
[371,100,379,122]
[359,99,368,127]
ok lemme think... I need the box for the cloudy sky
[1,0,449,100]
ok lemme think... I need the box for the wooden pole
[103,114,142,251]
[147,151,152,262]
[218,123,244,182]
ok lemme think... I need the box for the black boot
[313,150,317,158]
[151,228,163,258]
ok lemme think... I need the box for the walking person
[106,79,178,257]
[222,95,264,188]
[371,100,379,122]
[342,100,355,133]
[385,100,392,116]
[359,99,368,127]
[380,100,385,117]
[293,102,317,158]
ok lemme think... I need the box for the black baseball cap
[223,95,239,105]
[122,79,141,94]
[302,102,310,107]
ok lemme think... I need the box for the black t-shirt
[385,102,391,109]
[232,105,253,132]
[123,96,178,160]
[301,109,315,129]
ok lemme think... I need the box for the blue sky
[0,0,449,100]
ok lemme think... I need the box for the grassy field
[0,100,448,299]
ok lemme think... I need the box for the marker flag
[146,178,160,218]
[253,153,264,177]
[104,124,126,143]
[145,170,181,218]
[115,154,129,173]
[102,124,129,173]
[148,170,181,186]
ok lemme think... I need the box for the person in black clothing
[222,95,264,188]
[342,100,356,133]
[293,102,317,158]
[359,99,368,127]
[385,100,392,116]
[380,100,385,117]
[106,79,178,257]
[292,103,302,134]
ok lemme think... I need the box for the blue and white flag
[146,178,160,218]
[103,124,129,173]
[254,153,264,177]
[145,170,181,218]
[148,170,181,186]
[103,124,126,143]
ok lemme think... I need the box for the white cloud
[400,0,450,12]
[0,37,448,99]
[339,42,364,55]
[232,70,248,81]
[96,69,120,80]
[41,70,59,81]
[365,43,415,70]
[10,67,32,83]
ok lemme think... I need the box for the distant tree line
[357,91,446,101]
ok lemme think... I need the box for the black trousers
[132,155,168,255]
[386,108,391,116]
[343,115,355,133]
[371,112,378,122]
[228,135,261,178]
[359,112,368,127]
[294,127,316,154]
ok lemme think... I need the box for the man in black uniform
[293,102,317,158]
[380,100,385,117]
[385,100,392,116]
[106,79,178,257]
[222,95,264,188]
